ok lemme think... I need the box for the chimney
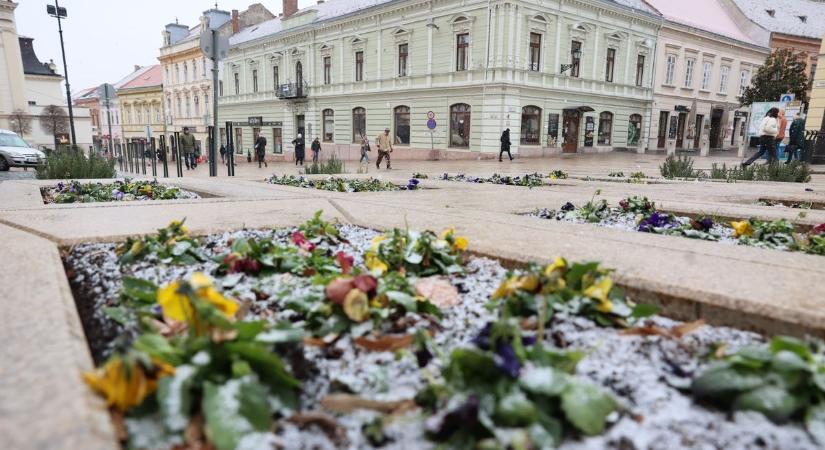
[231,9,239,34]
[283,0,298,18]
[134,65,141,72]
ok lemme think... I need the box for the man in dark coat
[785,113,806,163]
[292,133,305,166]
[255,134,268,168]
[499,128,513,162]
[311,137,321,162]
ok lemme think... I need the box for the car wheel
[0,157,9,171]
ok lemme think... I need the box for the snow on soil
[64,225,818,450]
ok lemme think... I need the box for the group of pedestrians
[743,108,807,166]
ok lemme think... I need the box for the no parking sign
[426,111,437,130]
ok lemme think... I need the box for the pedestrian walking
[311,137,321,163]
[219,144,226,164]
[375,128,393,170]
[292,133,305,166]
[255,134,268,168]
[179,127,196,170]
[499,128,513,162]
[776,109,788,161]
[742,108,779,166]
[359,135,371,165]
[785,112,807,163]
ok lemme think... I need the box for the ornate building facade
[118,65,165,143]
[218,0,662,160]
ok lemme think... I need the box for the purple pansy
[407,178,420,190]
[472,322,534,378]
[638,212,674,232]
[560,202,575,212]
[691,217,713,232]
[113,190,124,201]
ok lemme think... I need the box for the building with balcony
[643,0,770,155]
[218,0,662,160]
[158,5,274,151]
[117,65,165,144]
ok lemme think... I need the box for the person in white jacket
[743,107,780,166]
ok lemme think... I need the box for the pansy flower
[83,353,175,412]
[730,220,753,238]
[583,277,614,313]
[157,273,239,327]
[813,223,825,236]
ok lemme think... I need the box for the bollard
[140,141,147,175]
[150,138,157,177]
[173,132,183,177]
[160,135,169,178]
[225,121,235,177]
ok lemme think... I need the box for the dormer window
[765,9,775,17]
[798,15,807,23]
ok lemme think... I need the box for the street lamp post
[47,0,77,147]
[560,48,583,75]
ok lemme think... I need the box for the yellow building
[809,33,825,133]
[117,65,165,143]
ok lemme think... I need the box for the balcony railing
[275,82,309,99]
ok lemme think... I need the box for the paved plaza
[2,152,825,448]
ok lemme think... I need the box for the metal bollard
[173,132,183,177]
[160,135,169,178]
[150,138,157,177]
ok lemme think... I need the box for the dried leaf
[671,319,706,338]
[714,343,729,359]
[210,328,238,344]
[287,412,348,447]
[414,276,460,308]
[621,324,670,337]
[320,394,416,414]
[184,414,205,447]
[354,334,414,352]
[111,410,127,441]
[303,336,327,347]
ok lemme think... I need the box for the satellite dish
[200,31,229,61]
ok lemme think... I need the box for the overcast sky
[14,0,315,94]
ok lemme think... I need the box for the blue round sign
[427,118,437,130]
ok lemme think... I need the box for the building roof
[118,65,162,90]
[113,65,157,89]
[18,37,61,77]
[231,0,659,47]
[730,0,825,40]
[644,0,758,45]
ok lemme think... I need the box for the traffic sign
[779,93,795,103]
[427,111,435,119]
[427,119,437,130]
[200,30,229,61]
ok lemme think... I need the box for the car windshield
[0,133,31,148]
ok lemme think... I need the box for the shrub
[36,149,115,179]
[709,162,810,183]
[660,155,703,179]
[303,152,346,175]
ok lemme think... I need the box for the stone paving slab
[0,224,117,450]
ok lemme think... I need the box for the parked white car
[0,129,46,171]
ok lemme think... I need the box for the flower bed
[440,172,548,188]
[267,175,421,192]
[65,213,823,449]
[532,194,825,256]
[41,179,199,204]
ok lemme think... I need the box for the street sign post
[426,115,437,154]
[201,28,229,177]
[779,93,795,103]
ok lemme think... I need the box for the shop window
[520,105,541,145]
[628,114,642,146]
[598,112,613,145]
[352,107,366,143]
[323,109,334,142]
[394,106,410,144]
[449,103,471,147]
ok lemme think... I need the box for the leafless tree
[40,104,69,148]
[9,109,32,136]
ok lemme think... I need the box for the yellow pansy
[491,277,519,300]
[157,280,194,323]
[83,356,175,412]
[440,226,456,239]
[365,253,388,274]
[369,235,386,251]
[168,219,189,235]
[544,257,568,277]
[517,274,540,292]
[343,289,370,322]
[452,236,469,252]
[730,220,753,238]
[157,273,238,323]
[583,277,614,313]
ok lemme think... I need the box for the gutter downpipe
[645,19,663,154]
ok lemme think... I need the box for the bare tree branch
[9,109,32,136]
[39,104,69,138]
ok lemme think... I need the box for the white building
[219,0,662,160]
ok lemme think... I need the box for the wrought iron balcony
[275,82,309,99]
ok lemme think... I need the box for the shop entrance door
[562,110,580,153]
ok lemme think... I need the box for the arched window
[194,96,200,116]
[352,107,366,143]
[520,105,542,145]
[394,106,410,145]
[323,109,334,142]
[185,95,191,118]
[296,61,303,85]
[628,114,642,146]
[598,112,613,145]
[449,103,471,148]
[183,62,188,82]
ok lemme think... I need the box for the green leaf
[692,363,765,397]
[103,306,132,326]
[560,380,617,435]
[771,350,810,372]
[121,277,158,303]
[519,367,568,396]
[444,348,503,389]
[256,327,305,344]
[732,385,800,423]
[769,336,812,362]
[231,238,252,255]
[386,291,416,312]
[202,378,272,450]
[630,303,659,319]
[157,365,197,432]
[813,372,825,393]
[805,403,825,445]
[171,241,192,256]
[527,345,583,374]
[494,389,539,427]
[132,333,183,365]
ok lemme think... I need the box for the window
[175,64,180,83]
[204,94,209,114]
[597,112,613,145]
[183,62,188,82]
[810,64,817,88]
[701,61,712,90]
[529,33,541,71]
[355,51,364,81]
[520,106,541,145]
[449,103,471,147]
[194,96,199,116]
[252,69,258,92]
[684,58,695,87]
[719,65,730,93]
[605,48,616,82]
[352,107,366,143]
[322,109,334,142]
[323,57,331,84]
[635,54,645,86]
[571,41,582,77]
[456,33,469,71]
[739,70,749,95]
[394,106,410,144]
[202,58,207,77]
[272,128,283,153]
[664,54,676,85]
[185,95,191,117]
[547,113,560,144]
[273,66,279,88]
[628,114,642,146]
[219,81,224,96]
[397,44,409,77]
[234,72,240,94]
